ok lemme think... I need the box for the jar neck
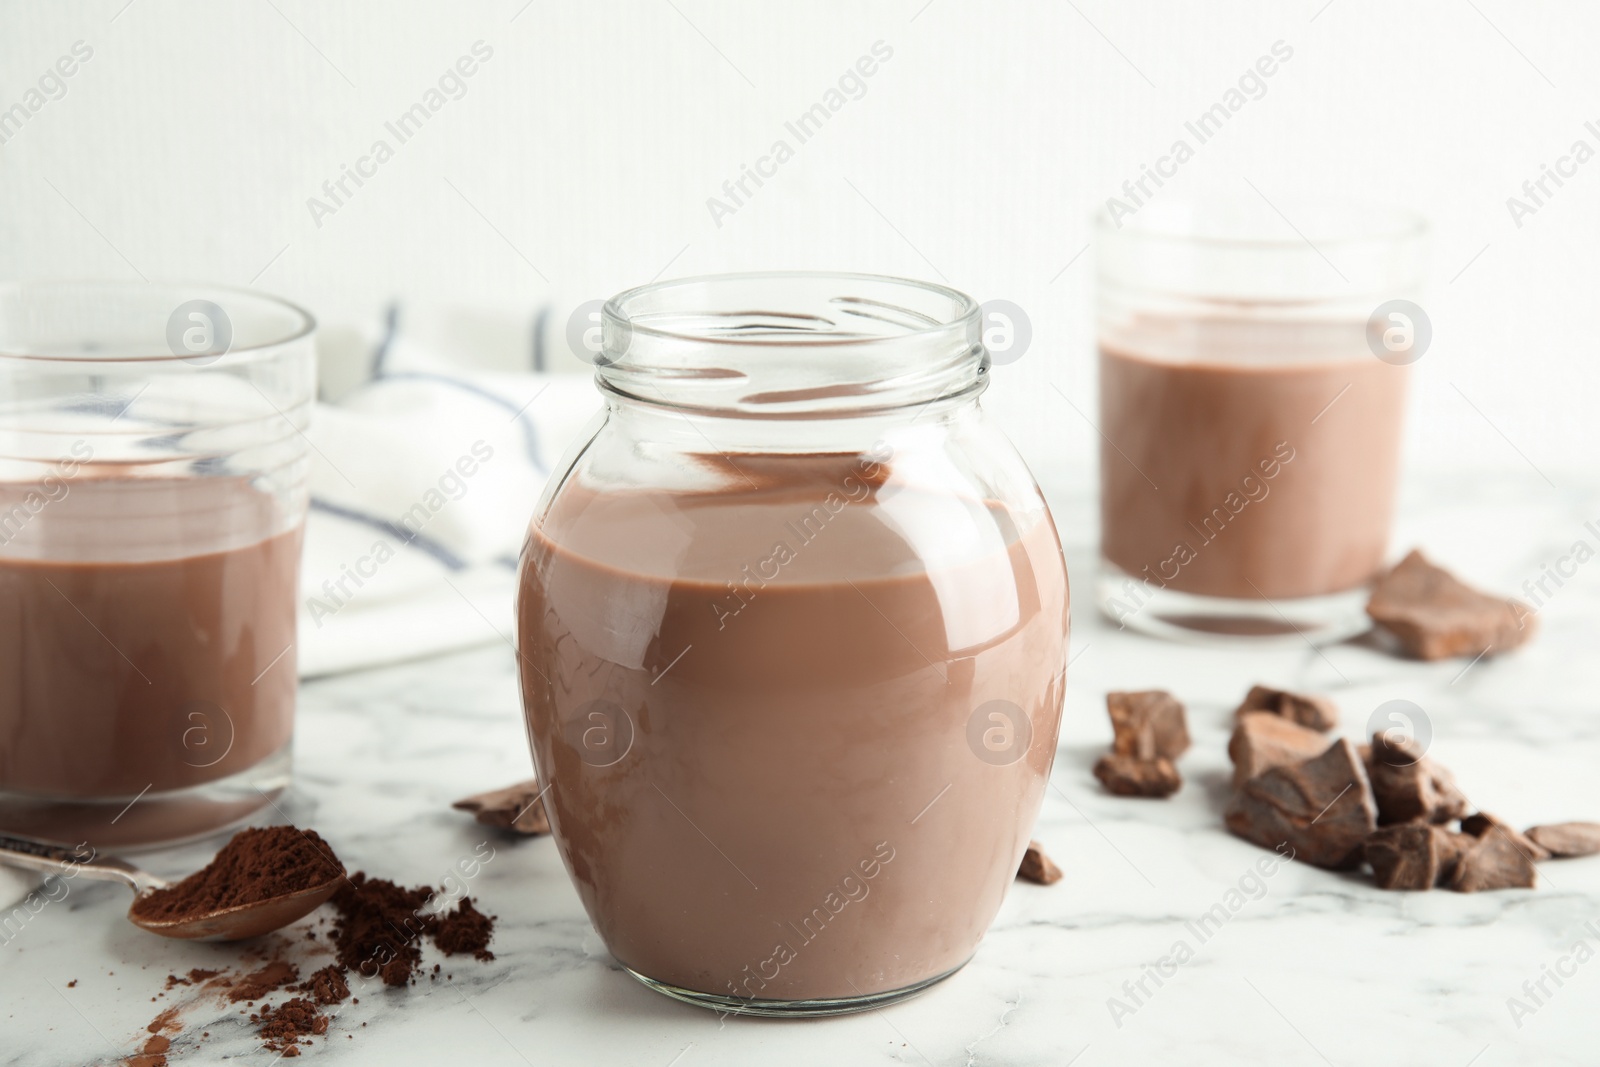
[603,387,983,461]
[593,272,987,421]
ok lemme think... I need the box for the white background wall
[2,0,1597,487]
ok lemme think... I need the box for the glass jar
[516,272,1069,1016]
[1095,196,1427,642]
[0,281,315,848]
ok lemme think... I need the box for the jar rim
[602,271,980,349]
[594,272,987,419]
[0,280,316,363]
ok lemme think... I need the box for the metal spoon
[0,831,343,941]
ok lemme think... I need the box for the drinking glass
[0,281,315,848]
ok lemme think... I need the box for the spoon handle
[0,833,159,894]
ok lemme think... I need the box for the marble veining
[2,470,1598,1065]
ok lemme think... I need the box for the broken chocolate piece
[452,779,550,835]
[1365,549,1536,661]
[1365,822,1444,890]
[1093,754,1181,798]
[1433,828,1473,886]
[1017,841,1063,885]
[1525,822,1600,859]
[1365,732,1468,826]
[1106,690,1190,760]
[1233,684,1339,732]
[1450,828,1538,892]
[1224,739,1377,869]
[1461,812,1551,862]
[1228,712,1330,789]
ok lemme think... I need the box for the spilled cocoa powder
[433,897,496,961]
[330,873,498,985]
[146,1007,182,1034]
[130,827,342,923]
[118,825,497,1061]
[252,997,330,1056]
[301,964,351,1005]
[124,1006,184,1067]
[330,873,433,986]
[125,1035,170,1067]
[224,960,299,1003]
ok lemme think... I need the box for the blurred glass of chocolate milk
[1094,196,1427,642]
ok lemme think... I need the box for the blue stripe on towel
[371,302,400,378]
[354,300,553,475]
[361,370,548,473]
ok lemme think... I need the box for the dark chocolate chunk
[1450,828,1538,892]
[1093,754,1181,798]
[1228,712,1330,789]
[1017,841,1063,885]
[1233,684,1340,732]
[1106,690,1191,760]
[1525,822,1600,859]
[452,779,551,835]
[1433,828,1473,886]
[1224,739,1377,869]
[1365,549,1537,661]
[1461,812,1551,862]
[1365,822,1443,890]
[1365,732,1468,826]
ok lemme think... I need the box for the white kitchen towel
[296,325,601,677]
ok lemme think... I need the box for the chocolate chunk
[1433,828,1473,886]
[452,778,550,835]
[1017,841,1063,885]
[1233,684,1339,732]
[1224,739,1377,869]
[1365,549,1536,661]
[1365,732,1468,826]
[1362,823,1471,891]
[1106,690,1190,760]
[1450,828,1538,892]
[1093,754,1181,798]
[1228,712,1330,789]
[1525,822,1600,858]
[1365,823,1444,890]
[1460,812,1551,862]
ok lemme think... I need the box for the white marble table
[4,469,1599,1066]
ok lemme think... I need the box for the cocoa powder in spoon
[130,827,342,923]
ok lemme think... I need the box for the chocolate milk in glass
[1094,198,1425,639]
[1099,315,1409,601]
[0,477,300,843]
